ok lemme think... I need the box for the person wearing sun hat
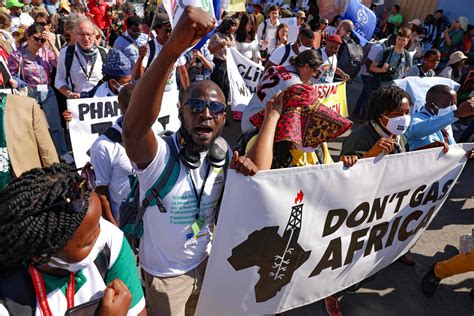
[88,48,132,97]
[439,51,468,83]
[245,82,355,169]
[7,0,34,32]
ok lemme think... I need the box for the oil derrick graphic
[227,191,311,302]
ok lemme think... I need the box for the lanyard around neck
[74,51,97,81]
[29,265,75,316]
[188,165,211,219]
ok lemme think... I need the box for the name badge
[36,84,48,92]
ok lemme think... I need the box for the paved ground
[221,79,474,316]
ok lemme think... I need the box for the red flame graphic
[295,191,304,204]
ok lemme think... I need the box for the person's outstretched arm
[123,7,216,169]
[246,92,283,170]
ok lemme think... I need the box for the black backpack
[65,45,107,92]
[337,35,364,78]
[0,246,111,315]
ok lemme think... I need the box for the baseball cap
[408,19,422,27]
[327,34,343,44]
[154,12,170,28]
[6,0,24,9]
[320,18,329,24]
[296,11,306,19]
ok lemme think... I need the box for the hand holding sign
[167,6,216,56]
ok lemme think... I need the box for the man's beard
[179,123,223,155]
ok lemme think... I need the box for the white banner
[68,92,180,167]
[227,48,252,115]
[394,77,460,113]
[229,47,264,94]
[280,17,299,43]
[196,144,472,315]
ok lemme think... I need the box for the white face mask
[382,114,411,135]
[436,104,457,116]
[111,80,124,94]
[48,226,104,272]
[299,40,312,52]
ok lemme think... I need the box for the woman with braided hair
[0,163,146,316]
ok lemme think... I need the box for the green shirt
[388,13,403,33]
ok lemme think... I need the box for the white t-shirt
[257,18,280,49]
[142,39,186,92]
[136,133,228,277]
[314,48,338,83]
[90,119,133,220]
[235,38,261,63]
[268,44,296,66]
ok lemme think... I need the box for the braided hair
[0,163,89,273]
[367,86,412,121]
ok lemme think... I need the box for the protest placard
[68,92,180,167]
[229,47,264,94]
[227,48,252,118]
[315,81,349,117]
[196,144,472,315]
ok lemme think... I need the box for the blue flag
[194,0,221,50]
[341,0,376,46]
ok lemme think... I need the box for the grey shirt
[373,47,412,85]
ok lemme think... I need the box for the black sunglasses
[185,98,226,118]
[32,36,46,43]
[36,22,48,27]
[33,163,96,216]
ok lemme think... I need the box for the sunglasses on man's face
[185,98,226,118]
[33,163,96,216]
[32,36,46,43]
[36,22,48,27]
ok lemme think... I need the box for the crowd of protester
[0,1,473,315]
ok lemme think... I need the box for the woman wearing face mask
[8,23,72,164]
[0,163,146,315]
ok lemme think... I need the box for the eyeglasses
[76,32,95,38]
[33,163,96,216]
[32,36,46,43]
[185,98,226,118]
[36,22,48,27]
